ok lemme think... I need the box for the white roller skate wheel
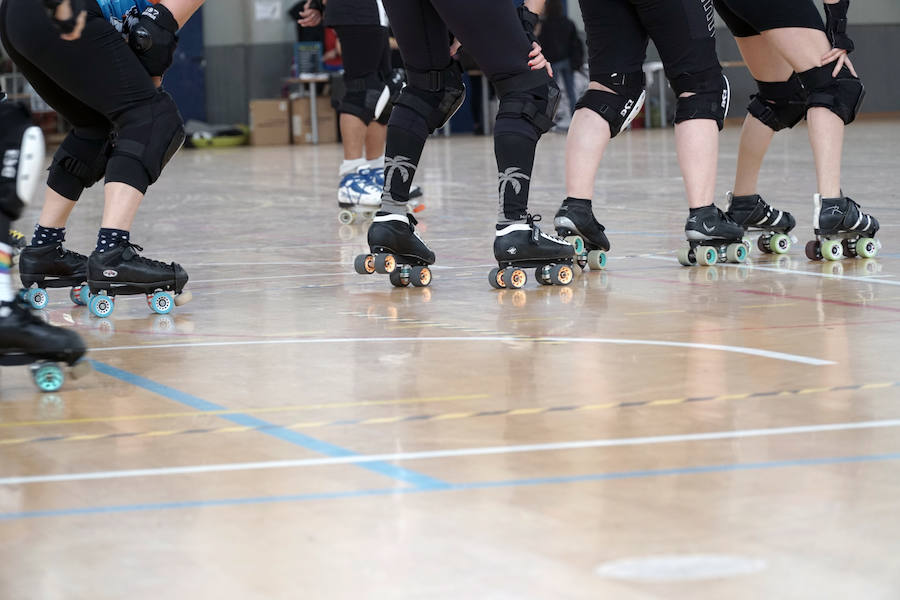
[174,291,193,307]
[338,210,354,225]
[856,238,878,259]
[697,246,718,266]
[770,233,791,255]
[677,247,693,267]
[726,243,747,264]
[821,239,843,261]
[586,250,607,270]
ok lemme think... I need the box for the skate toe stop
[174,291,193,307]
[70,360,92,380]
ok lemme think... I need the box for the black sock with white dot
[31,225,65,247]
[96,228,130,253]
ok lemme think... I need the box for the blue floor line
[88,360,448,490]
[4,451,899,521]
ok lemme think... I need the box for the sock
[494,132,537,225]
[339,157,368,177]
[366,155,385,170]
[0,217,12,303]
[31,224,65,247]
[96,228,130,253]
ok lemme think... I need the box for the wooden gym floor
[1,119,899,599]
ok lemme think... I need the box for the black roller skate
[354,212,434,287]
[725,192,796,255]
[0,297,89,392]
[678,204,748,266]
[553,198,610,271]
[86,242,191,318]
[490,215,575,289]
[806,194,880,261]
[18,242,89,309]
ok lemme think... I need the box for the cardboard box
[291,96,338,144]
[249,99,291,146]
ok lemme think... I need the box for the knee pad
[798,63,865,125]
[0,101,44,219]
[575,71,646,138]
[375,68,407,126]
[341,73,391,125]
[747,74,808,131]
[113,90,185,185]
[494,69,561,138]
[47,128,111,202]
[396,63,466,132]
[671,67,730,130]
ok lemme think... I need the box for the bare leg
[564,82,612,200]
[364,122,387,161]
[761,28,845,198]
[36,189,77,229]
[340,113,367,161]
[100,182,143,231]
[674,112,719,209]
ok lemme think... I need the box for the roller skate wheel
[374,254,396,274]
[856,237,878,259]
[550,264,574,286]
[805,240,822,261]
[31,363,64,393]
[743,237,753,252]
[70,286,88,306]
[502,268,527,289]
[676,247,693,267]
[388,269,409,287]
[489,267,505,289]
[726,243,747,264]
[89,294,115,318]
[757,235,772,254]
[697,246,718,266]
[564,236,585,256]
[586,250,607,270]
[354,254,376,275]
[770,233,791,255]
[149,291,174,315]
[27,288,49,310]
[338,209,355,225]
[174,291,193,307]
[535,266,552,285]
[69,360,92,380]
[821,239,843,261]
[410,266,431,287]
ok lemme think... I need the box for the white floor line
[644,255,900,286]
[86,335,834,365]
[4,418,898,486]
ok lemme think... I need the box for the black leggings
[0,0,159,198]
[714,0,824,38]
[334,25,391,81]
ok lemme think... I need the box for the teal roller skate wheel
[31,363,64,392]
[89,294,115,318]
[587,250,607,270]
[856,237,878,259]
[150,291,174,315]
[769,233,791,255]
[27,288,49,310]
[698,246,718,266]
[726,243,747,264]
[563,236,585,256]
[821,239,843,261]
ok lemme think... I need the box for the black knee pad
[671,67,730,130]
[47,128,112,202]
[113,90,185,186]
[747,74,808,131]
[0,101,44,219]
[494,69,561,139]
[798,63,865,125]
[575,71,646,138]
[341,73,391,125]
[396,63,466,133]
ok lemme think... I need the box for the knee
[393,63,466,135]
[747,74,808,131]
[47,127,112,202]
[798,62,865,125]
[670,67,730,130]
[493,69,561,141]
[340,73,390,125]
[574,72,646,138]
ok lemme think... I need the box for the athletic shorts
[714,0,824,38]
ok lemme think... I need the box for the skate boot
[367,167,425,204]
[337,167,383,225]
[354,212,434,287]
[0,297,90,392]
[806,194,880,261]
[490,215,575,288]
[725,192,796,255]
[678,204,748,266]
[18,242,89,309]
[86,242,191,318]
[554,198,610,271]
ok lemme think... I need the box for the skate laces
[526,214,567,244]
[122,242,171,269]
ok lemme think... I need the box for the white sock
[366,155,385,170]
[0,242,14,304]
[339,158,368,177]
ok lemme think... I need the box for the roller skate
[490,215,575,289]
[725,192,796,255]
[0,297,90,392]
[806,194,880,261]
[86,242,191,318]
[18,242,89,309]
[8,229,26,265]
[553,198,609,271]
[678,204,748,266]
[337,167,382,225]
[354,212,434,287]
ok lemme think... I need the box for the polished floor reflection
[1,119,899,599]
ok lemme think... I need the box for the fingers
[528,41,542,58]
[821,48,845,66]
[546,63,554,78]
[60,10,86,41]
[844,56,858,77]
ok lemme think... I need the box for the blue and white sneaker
[338,167,382,209]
